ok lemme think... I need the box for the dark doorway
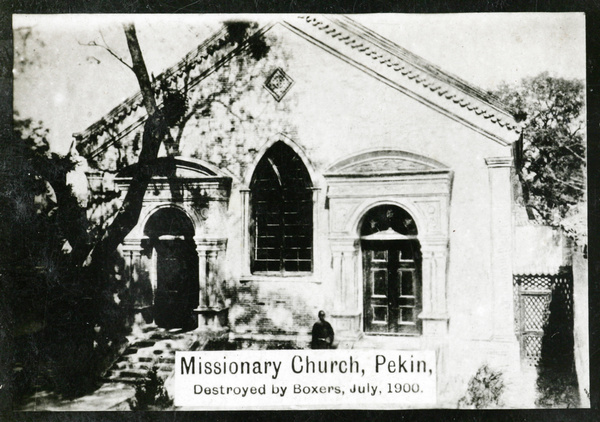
[144,208,199,329]
[361,205,421,335]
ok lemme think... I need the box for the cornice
[484,156,513,168]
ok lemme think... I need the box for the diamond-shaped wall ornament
[264,68,294,102]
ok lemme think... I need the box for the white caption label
[174,350,436,409]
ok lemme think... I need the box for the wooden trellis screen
[513,271,573,366]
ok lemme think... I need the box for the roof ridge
[76,22,277,159]
[76,16,520,152]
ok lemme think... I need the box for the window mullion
[279,186,285,273]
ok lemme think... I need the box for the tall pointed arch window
[250,142,313,273]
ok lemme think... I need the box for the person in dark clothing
[311,310,334,349]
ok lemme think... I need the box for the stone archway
[324,149,453,341]
[118,157,231,332]
[144,207,199,329]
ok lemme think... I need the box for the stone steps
[102,326,199,385]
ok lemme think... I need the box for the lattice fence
[513,271,573,366]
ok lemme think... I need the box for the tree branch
[561,144,586,163]
[79,37,133,71]
[542,166,585,192]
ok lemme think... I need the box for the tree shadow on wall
[535,269,579,408]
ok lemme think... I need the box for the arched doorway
[144,208,199,329]
[360,204,422,335]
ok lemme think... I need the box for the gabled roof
[75,15,520,158]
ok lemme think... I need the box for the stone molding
[485,156,514,168]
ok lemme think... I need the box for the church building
[75,15,528,406]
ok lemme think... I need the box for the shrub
[128,366,173,410]
[458,364,505,409]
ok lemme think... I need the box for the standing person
[311,310,334,349]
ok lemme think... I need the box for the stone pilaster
[240,188,251,275]
[485,156,517,341]
[123,239,153,334]
[419,237,449,337]
[122,239,150,308]
[330,238,361,337]
[194,238,227,329]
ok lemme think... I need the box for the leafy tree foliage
[494,73,586,241]
[128,366,173,410]
[1,117,102,399]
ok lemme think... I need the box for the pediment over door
[114,156,232,203]
[324,150,452,238]
[324,150,449,177]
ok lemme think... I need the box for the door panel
[363,240,421,334]
[364,248,391,333]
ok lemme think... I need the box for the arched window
[250,142,313,273]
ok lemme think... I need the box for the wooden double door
[363,240,421,334]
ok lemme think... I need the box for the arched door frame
[356,202,423,335]
[118,156,231,330]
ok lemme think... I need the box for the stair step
[120,370,147,378]
[150,332,170,340]
[115,361,129,369]
[104,376,141,385]
[104,331,193,389]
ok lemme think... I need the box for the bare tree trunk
[123,23,157,116]
[83,23,167,271]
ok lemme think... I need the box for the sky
[13,13,586,155]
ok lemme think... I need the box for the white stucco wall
[175,24,514,342]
